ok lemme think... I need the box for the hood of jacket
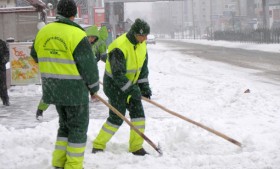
[99,26,108,41]
[85,25,100,42]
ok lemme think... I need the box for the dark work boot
[3,99,10,106]
[132,148,149,156]
[36,109,43,120]
[92,148,103,154]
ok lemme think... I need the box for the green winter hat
[130,18,150,35]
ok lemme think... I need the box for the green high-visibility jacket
[31,17,99,105]
[85,25,100,57]
[103,32,151,98]
[95,26,108,62]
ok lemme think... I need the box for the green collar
[54,15,84,31]
[126,30,138,45]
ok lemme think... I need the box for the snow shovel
[94,94,163,155]
[141,96,242,148]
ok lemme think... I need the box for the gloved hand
[142,94,151,99]
[127,85,142,103]
[141,88,152,100]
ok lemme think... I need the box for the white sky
[1,39,280,169]
[124,2,152,21]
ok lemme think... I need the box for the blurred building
[150,0,280,37]
[269,0,280,28]
[151,1,185,36]
[0,0,16,7]
[3,0,280,38]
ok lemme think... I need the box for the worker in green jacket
[30,0,99,168]
[85,25,100,60]
[95,25,109,62]
[92,18,152,156]
[35,25,100,120]
[86,25,100,102]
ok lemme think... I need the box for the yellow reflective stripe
[131,118,145,122]
[54,137,68,149]
[127,69,137,73]
[131,118,145,130]
[67,152,84,157]
[102,126,115,135]
[67,142,86,157]
[38,57,76,64]
[106,121,120,129]
[101,121,119,135]
[55,138,68,150]
[93,127,115,150]
[126,95,132,104]
[55,145,66,151]
[39,62,80,76]
[102,121,119,135]
[65,142,85,169]
[41,73,82,80]
[57,137,68,142]
[126,67,141,73]
[68,142,86,148]
[132,125,145,130]
[55,139,68,147]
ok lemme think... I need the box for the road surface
[1,40,279,129]
[160,39,280,83]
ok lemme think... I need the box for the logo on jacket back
[43,36,67,55]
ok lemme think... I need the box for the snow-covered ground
[0,39,280,169]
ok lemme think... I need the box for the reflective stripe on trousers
[93,120,120,150]
[52,137,86,169]
[129,118,145,152]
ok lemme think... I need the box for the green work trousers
[52,104,89,169]
[93,93,146,152]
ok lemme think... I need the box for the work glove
[142,93,151,99]
[141,88,152,100]
[127,85,142,103]
[36,109,43,121]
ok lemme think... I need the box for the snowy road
[0,40,280,128]
[160,39,280,83]
[1,40,280,169]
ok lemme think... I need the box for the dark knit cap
[130,18,150,35]
[57,0,77,18]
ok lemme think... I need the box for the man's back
[31,16,99,105]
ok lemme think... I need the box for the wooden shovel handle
[142,96,242,147]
